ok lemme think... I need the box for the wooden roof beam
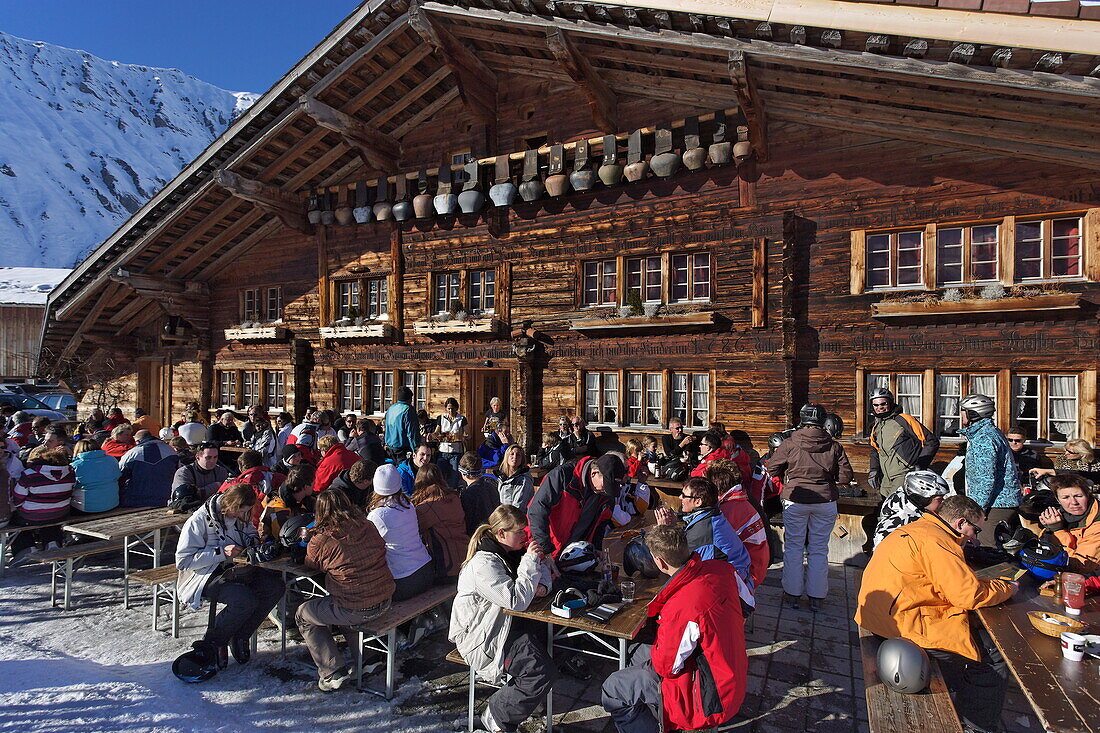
[409,1,498,127]
[545,28,618,134]
[108,272,189,294]
[728,51,768,162]
[299,96,401,174]
[212,169,312,235]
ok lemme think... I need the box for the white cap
[373,464,403,496]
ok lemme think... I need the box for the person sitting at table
[327,458,377,508]
[366,464,434,601]
[872,469,954,550]
[396,443,434,496]
[412,463,468,582]
[10,445,75,561]
[601,525,748,733]
[314,435,359,493]
[534,431,566,471]
[528,454,623,561]
[564,417,599,459]
[458,452,500,536]
[118,429,180,508]
[296,485,395,693]
[449,504,554,733]
[689,432,729,478]
[219,450,285,527]
[70,438,121,513]
[175,482,284,674]
[259,464,315,542]
[656,477,755,613]
[101,424,135,460]
[705,459,769,588]
[855,495,1017,733]
[495,443,534,510]
[623,439,648,480]
[1038,473,1099,574]
[478,421,513,471]
[171,442,229,510]
[245,411,278,468]
[206,410,243,447]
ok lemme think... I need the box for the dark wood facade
[40,0,1100,473]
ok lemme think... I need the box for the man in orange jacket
[856,495,1017,733]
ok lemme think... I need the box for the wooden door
[465,369,510,431]
[136,359,166,425]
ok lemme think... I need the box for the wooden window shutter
[854,367,866,438]
[923,223,937,291]
[1081,369,1097,445]
[752,237,766,328]
[1083,208,1100,282]
[998,216,1015,286]
[850,230,866,294]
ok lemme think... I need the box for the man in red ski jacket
[313,436,359,492]
[526,454,623,559]
[601,525,748,733]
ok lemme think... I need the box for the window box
[871,292,1094,319]
[319,323,394,340]
[413,315,500,336]
[224,325,288,341]
[570,311,716,333]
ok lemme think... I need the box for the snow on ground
[0,267,69,305]
[0,556,463,732]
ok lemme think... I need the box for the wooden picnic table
[64,507,188,608]
[0,505,145,577]
[974,563,1100,733]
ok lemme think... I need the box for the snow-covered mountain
[0,31,256,268]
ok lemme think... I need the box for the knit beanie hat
[374,464,403,496]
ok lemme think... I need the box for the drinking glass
[620,580,636,602]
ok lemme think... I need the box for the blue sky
[2,0,359,93]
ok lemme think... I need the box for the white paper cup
[1061,632,1086,662]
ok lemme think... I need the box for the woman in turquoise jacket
[71,439,121,513]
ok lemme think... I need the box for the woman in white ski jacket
[175,483,283,668]
[448,505,555,733]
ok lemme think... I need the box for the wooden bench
[353,585,457,699]
[859,628,963,733]
[33,539,125,611]
[446,648,506,733]
[128,565,181,637]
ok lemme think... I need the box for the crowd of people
[2,384,1097,733]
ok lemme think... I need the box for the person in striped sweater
[11,445,75,561]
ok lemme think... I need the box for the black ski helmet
[767,432,788,450]
[623,534,660,579]
[172,642,219,683]
[823,413,844,439]
[798,402,826,427]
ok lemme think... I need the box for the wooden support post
[298,96,401,174]
[727,51,768,163]
[212,169,312,235]
[544,28,617,134]
[752,237,767,329]
[410,1,497,127]
[391,226,404,336]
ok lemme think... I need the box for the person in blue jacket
[118,430,180,508]
[383,387,420,460]
[71,438,122,513]
[656,476,756,613]
[958,393,1021,548]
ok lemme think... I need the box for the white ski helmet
[557,541,598,573]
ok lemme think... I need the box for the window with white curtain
[584,372,618,424]
[369,371,394,414]
[896,374,923,423]
[339,370,362,413]
[1048,375,1078,442]
[626,372,663,427]
[672,372,709,428]
[402,371,427,413]
[936,374,998,437]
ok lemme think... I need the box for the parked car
[36,392,78,420]
[0,390,70,423]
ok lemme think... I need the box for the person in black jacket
[458,452,500,536]
[1005,426,1049,486]
[327,459,377,507]
[565,418,599,459]
[207,411,243,469]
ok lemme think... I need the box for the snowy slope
[0,267,70,305]
[0,31,256,269]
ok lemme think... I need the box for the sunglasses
[1064,450,1081,457]
[964,519,983,535]
[1007,438,1024,444]
[681,493,702,500]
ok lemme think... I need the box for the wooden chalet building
[39,0,1100,471]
